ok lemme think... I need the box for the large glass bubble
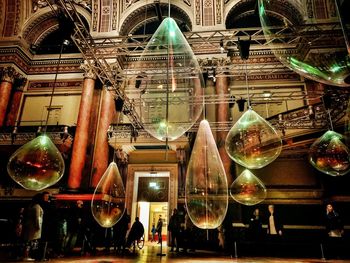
[91,162,126,228]
[309,130,350,176]
[225,109,282,169]
[230,169,267,206]
[7,135,65,191]
[134,17,203,141]
[258,0,350,87]
[185,120,228,229]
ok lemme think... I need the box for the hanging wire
[44,40,67,133]
[164,0,171,160]
[244,60,251,109]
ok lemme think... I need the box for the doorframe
[125,163,178,232]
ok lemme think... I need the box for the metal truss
[48,0,347,132]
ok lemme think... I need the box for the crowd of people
[7,197,346,260]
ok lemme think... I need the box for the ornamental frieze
[28,80,82,90]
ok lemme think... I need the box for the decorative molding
[80,62,96,79]
[112,0,118,30]
[92,0,98,31]
[0,66,21,83]
[27,80,82,90]
[195,0,201,25]
[216,0,221,24]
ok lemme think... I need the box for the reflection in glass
[230,169,267,206]
[225,109,282,169]
[258,0,350,87]
[135,17,203,141]
[91,162,126,228]
[185,120,228,229]
[309,130,350,176]
[7,135,65,191]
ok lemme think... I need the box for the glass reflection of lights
[185,120,228,229]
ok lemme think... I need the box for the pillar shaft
[68,72,96,189]
[215,75,232,185]
[90,88,116,188]
[0,67,16,127]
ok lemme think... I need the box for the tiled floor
[4,242,350,263]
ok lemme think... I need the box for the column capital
[14,76,27,91]
[0,66,22,83]
[80,62,97,80]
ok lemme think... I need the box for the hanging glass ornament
[91,162,126,228]
[258,0,350,87]
[185,120,228,229]
[134,17,203,141]
[7,135,65,191]
[230,169,267,206]
[309,130,350,176]
[225,108,282,169]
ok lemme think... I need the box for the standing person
[324,203,344,259]
[325,203,344,238]
[151,223,156,242]
[156,215,163,244]
[39,191,56,260]
[22,194,43,261]
[13,207,24,260]
[183,212,195,253]
[64,200,84,254]
[114,210,130,253]
[168,209,181,252]
[267,205,283,238]
[248,208,263,241]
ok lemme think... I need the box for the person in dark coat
[267,205,283,238]
[168,208,181,252]
[248,208,263,241]
[113,210,130,253]
[156,215,163,243]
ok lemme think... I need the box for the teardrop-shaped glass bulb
[7,135,65,191]
[91,162,126,228]
[185,120,228,229]
[230,169,267,206]
[225,109,282,169]
[134,17,203,141]
[309,130,350,176]
[258,0,350,87]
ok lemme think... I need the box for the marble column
[215,75,232,185]
[0,67,17,127]
[6,77,27,126]
[67,66,96,190]
[90,88,117,188]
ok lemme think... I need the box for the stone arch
[119,1,193,36]
[224,0,304,29]
[21,5,91,46]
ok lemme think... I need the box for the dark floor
[2,242,350,263]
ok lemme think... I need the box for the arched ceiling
[226,0,304,29]
[119,3,192,36]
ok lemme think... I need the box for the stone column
[0,67,18,127]
[215,75,232,185]
[6,76,27,126]
[67,65,96,190]
[90,88,116,188]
